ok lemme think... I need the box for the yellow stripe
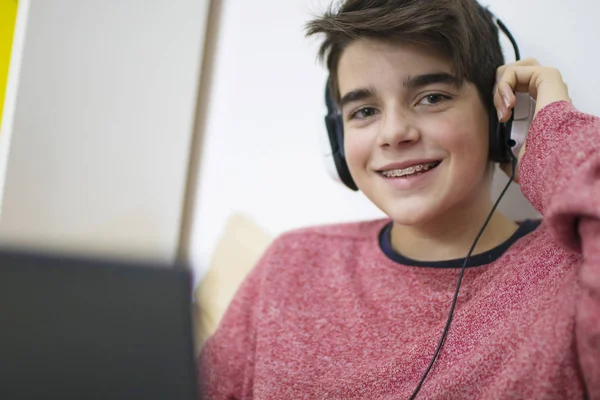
[0,0,19,133]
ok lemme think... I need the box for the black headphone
[323,14,521,192]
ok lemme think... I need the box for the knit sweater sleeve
[519,100,600,397]
[197,239,278,400]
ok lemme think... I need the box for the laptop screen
[0,248,198,400]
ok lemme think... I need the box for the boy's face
[337,39,492,226]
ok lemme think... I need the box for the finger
[495,66,541,122]
[499,82,515,108]
[493,84,509,121]
[498,66,539,95]
[494,66,524,122]
[496,82,516,122]
[496,58,540,81]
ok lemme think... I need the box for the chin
[357,175,449,226]
[363,190,448,226]
[374,197,446,227]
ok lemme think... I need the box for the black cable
[408,155,517,399]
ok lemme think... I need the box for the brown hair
[305,0,504,112]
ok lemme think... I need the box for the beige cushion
[192,213,273,353]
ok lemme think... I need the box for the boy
[198,0,600,398]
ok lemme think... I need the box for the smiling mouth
[379,161,442,178]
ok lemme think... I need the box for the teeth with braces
[382,162,439,178]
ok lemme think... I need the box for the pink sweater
[198,101,600,399]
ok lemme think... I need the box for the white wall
[0,0,210,264]
[189,0,600,282]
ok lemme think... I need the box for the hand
[495,58,572,182]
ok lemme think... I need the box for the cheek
[343,130,374,170]
[432,116,489,164]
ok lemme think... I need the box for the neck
[390,194,518,263]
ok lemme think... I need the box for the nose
[376,105,420,148]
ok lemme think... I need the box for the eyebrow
[402,72,461,89]
[338,88,375,111]
[338,72,461,111]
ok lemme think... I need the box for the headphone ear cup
[488,103,514,163]
[325,113,359,191]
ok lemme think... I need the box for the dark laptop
[0,247,198,400]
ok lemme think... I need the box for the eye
[418,93,451,106]
[349,107,378,120]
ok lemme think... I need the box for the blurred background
[1,0,598,289]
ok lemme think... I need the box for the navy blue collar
[379,219,541,268]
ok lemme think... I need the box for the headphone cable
[408,155,517,399]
